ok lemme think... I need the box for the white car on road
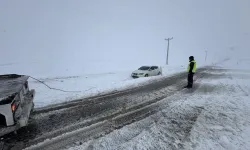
[131,66,162,78]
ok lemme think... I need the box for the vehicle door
[149,66,156,76]
[154,66,160,75]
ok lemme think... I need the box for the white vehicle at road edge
[0,74,35,137]
[131,66,162,78]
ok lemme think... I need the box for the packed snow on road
[65,59,250,150]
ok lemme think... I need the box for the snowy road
[0,67,207,150]
[66,67,250,149]
[3,64,250,150]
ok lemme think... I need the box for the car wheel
[145,74,148,77]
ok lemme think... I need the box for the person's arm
[189,62,194,73]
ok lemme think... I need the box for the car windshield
[138,66,150,70]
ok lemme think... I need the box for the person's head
[189,56,194,61]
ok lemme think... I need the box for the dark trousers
[187,73,194,87]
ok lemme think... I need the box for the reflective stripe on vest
[187,60,197,72]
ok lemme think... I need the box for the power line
[29,76,82,93]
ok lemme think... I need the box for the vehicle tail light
[11,103,16,112]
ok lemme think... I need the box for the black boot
[187,84,193,89]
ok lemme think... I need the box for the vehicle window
[138,66,150,70]
[150,67,155,70]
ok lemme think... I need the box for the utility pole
[205,50,207,62]
[164,37,173,65]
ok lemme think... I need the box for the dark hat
[189,56,194,60]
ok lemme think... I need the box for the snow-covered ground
[28,65,186,108]
[1,0,247,110]
[66,58,250,150]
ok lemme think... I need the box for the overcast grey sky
[0,0,249,74]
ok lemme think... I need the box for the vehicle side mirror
[149,69,152,71]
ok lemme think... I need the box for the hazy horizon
[0,0,249,75]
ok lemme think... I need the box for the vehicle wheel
[145,74,148,77]
[158,72,162,75]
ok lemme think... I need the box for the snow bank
[29,65,185,108]
[215,57,250,70]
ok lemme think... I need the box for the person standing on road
[184,56,196,88]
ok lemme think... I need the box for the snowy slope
[216,57,250,70]
[29,65,186,108]
[66,58,250,150]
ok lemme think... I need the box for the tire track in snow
[64,66,250,150]
[67,69,232,150]
[33,68,200,115]
[24,69,216,150]
[25,88,204,150]
[2,67,217,149]
[1,70,193,149]
[66,84,206,150]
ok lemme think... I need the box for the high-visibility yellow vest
[187,60,196,73]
